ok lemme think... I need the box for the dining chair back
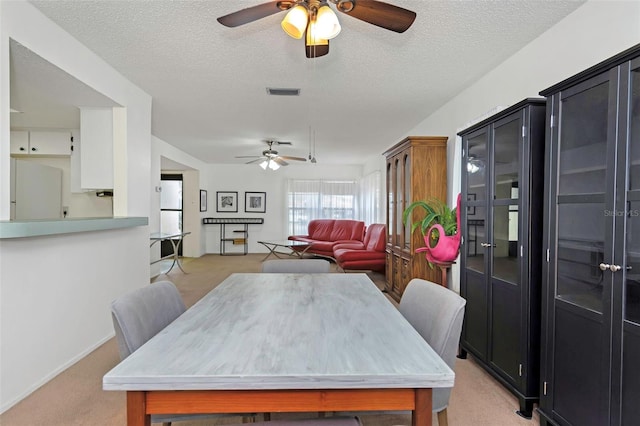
[262,258,331,273]
[110,280,254,425]
[111,280,186,360]
[399,278,466,426]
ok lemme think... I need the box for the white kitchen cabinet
[10,130,29,154]
[10,130,71,156]
[80,108,113,190]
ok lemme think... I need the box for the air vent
[266,87,300,96]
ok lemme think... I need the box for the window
[358,171,382,225]
[287,180,357,235]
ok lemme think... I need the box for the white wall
[202,163,363,254]
[0,0,151,413]
[406,0,640,292]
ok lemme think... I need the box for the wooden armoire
[383,136,448,301]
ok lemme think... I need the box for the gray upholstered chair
[398,278,466,426]
[262,258,331,273]
[110,281,254,425]
[332,278,465,425]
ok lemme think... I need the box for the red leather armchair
[333,223,386,273]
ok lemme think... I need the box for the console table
[202,218,264,256]
[150,231,191,274]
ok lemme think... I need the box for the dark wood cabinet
[383,136,447,301]
[458,99,546,418]
[538,44,640,426]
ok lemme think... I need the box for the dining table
[103,273,454,426]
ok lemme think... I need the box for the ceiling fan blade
[338,0,416,33]
[245,157,267,165]
[279,155,307,162]
[273,157,289,166]
[217,1,291,28]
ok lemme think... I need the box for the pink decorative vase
[415,193,461,264]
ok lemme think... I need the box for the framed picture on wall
[245,192,266,213]
[216,191,238,213]
[200,190,208,212]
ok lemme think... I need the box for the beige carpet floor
[0,254,539,425]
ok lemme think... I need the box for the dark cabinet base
[460,347,538,419]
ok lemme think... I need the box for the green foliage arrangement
[402,197,458,243]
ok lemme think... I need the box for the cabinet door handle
[609,264,622,272]
[31,147,37,152]
[19,147,26,151]
[599,263,610,271]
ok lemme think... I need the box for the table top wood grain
[103,273,454,391]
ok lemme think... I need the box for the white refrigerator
[10,158,63,220]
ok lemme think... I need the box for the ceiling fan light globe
[259,160,269,170]
[269,161,280,171]
[306,21,329,46]
[281,5,308,39]
[314,5,341,39]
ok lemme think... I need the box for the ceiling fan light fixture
[306,21,328,46]
[281,5,308,39]
[259,159,281,171]
[314,5,341,39]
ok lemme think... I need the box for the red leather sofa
[288,219,366,258]
[333,223,386,273]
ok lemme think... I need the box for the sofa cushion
[364,223,387,251]
[333,224,386,273]
[328,220,365,242]
[307,219,337,241]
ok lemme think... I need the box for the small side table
[434,261,455,288]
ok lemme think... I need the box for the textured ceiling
[22,0,585,166]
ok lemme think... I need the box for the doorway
[160,174,183,257]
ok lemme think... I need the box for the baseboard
[0,332,114,414]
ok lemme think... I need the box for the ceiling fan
[236,140,307,170]
[217,0,417,58]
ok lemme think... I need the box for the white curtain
[358,170,382,225]
[287,179,357,235]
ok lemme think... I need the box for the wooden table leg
[412,388,432,426]
[127,391,150,426]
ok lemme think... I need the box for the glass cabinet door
[395,156,403,247]
[492,117,521,286]
[466,132,488,202]
[464,128,489,274]
[625,64,640,325]
[404,153,411,249]
[555,76,614,313]
[386,161,393,244]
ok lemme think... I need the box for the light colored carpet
[0,254,539,425]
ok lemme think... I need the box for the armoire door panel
[553,306,604,426]
[622,323,640,426]
[626,199,640,324]
[558,79,610,196]
[556,201,607,313]
[463,270,488,358]
[492,204,519,283]
[490,279,520,384]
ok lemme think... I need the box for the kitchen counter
[0,217,148,239]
